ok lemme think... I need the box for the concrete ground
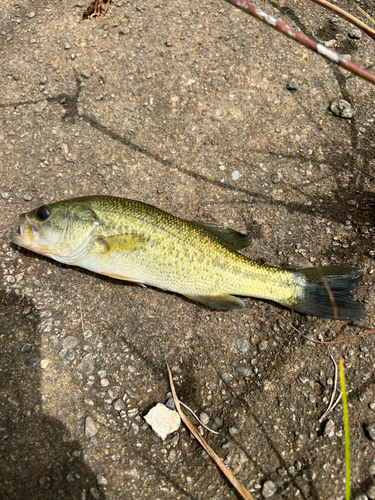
[1,0,375,498]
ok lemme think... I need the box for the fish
[10,195,365,320]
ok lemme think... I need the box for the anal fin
[184,293,245,310]
[102,271,145,286]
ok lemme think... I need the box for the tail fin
[291,266,365,320]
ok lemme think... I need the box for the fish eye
[36,206,50,221]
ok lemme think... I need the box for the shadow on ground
[0,289,104,500]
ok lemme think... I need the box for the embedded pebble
[100,378,110,387]
[58,348,68,360]
[62,336,78,350]
[221,372,233,383]
[299,375,309,384]
[23,193,33,201]
[165,397,176,411]
[113,399,125,411]
[85,417,98,438]
[144,403,181,440]
[48,335,59,346]
[369,403,375,411]
[324,419,335,438]
[168,449,178,464]
[40,359,49,369]
[27,11,36,18]
[236,366,252,377]
[131,423,139,436]
[108,386,121,400]
[286,79,298,91]
[262,480,277,498]
[222,441,232,449]
[21,343,33,353]
[35,100,48,113]
[236,338,249,353]
[66,350,75,361]
[77,353,95,373]
[288,171,302,182]
[258,340,269,351]
[97,370,107,379]
[232,171,240,180]
[119,26,130,35]
[81,68,93,79]
[27,358,41,371]
[366,423,375,442]
[330,100,355,119]
[211,417,223,431]
[348,28,362,39]
[199,412,209,425]
[229,426,238,436]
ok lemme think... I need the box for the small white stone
[40,359,49,370]
[144,403,181,440]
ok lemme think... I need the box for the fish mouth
[10,214,39,249]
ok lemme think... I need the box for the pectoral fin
[97,234,147,254]
[191,222,251,251]
[184,293,245,310]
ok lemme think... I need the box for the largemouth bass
[10,196,365,320]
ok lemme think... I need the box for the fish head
[10,199,99,264]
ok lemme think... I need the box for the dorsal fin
[191,222,251,251]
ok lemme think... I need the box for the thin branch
[224,0,375,85]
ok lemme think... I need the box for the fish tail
[289,266,365,320]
